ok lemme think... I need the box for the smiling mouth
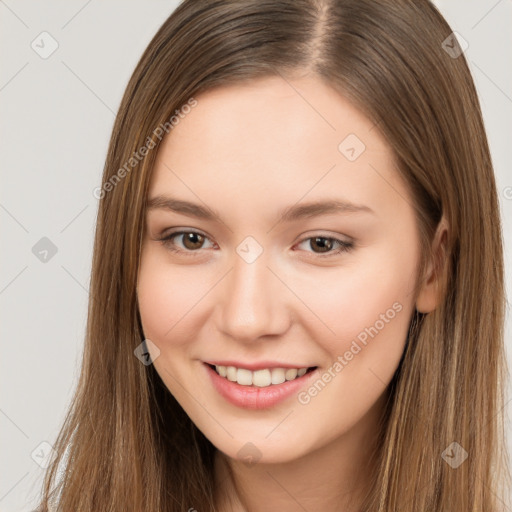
[206,363,317,388]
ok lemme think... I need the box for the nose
[215,250,291,343]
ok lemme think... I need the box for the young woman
[37,1,510,510]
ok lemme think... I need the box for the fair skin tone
[137,73,445,511]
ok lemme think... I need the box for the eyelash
[156,229,354,258]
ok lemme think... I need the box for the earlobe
[415,216,449,314]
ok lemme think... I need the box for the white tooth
[237,368,253,386]
[219,365,307,387]
[226,366,237,381]
[271,368,286,384]
[285,368,298,381]
[253,369,271,387]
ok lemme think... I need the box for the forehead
[160,74,389,155]
[148,74,408,224]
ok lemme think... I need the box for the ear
[415,215,449,314]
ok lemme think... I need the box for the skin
[137,73,446,511]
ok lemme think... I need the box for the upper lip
[204,360,317,371]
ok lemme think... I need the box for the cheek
[292,258,415,432]
[290,243,417,358]
[137,249,209,344]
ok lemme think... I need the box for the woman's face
[137,74,423,464]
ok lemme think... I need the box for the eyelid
[293,233,354,258]
[158,228,216,253]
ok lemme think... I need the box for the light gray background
[1,1,511,510]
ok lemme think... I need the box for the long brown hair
[36,1,510,510]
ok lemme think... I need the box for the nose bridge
[217,247,288,341]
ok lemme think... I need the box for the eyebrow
[146,195,375,223]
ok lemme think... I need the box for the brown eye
[295,235,354,257]
[181,232,205,250]
[158,230,215,255]
[309,237,334,253]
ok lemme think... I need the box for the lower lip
[204,363,318,410]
